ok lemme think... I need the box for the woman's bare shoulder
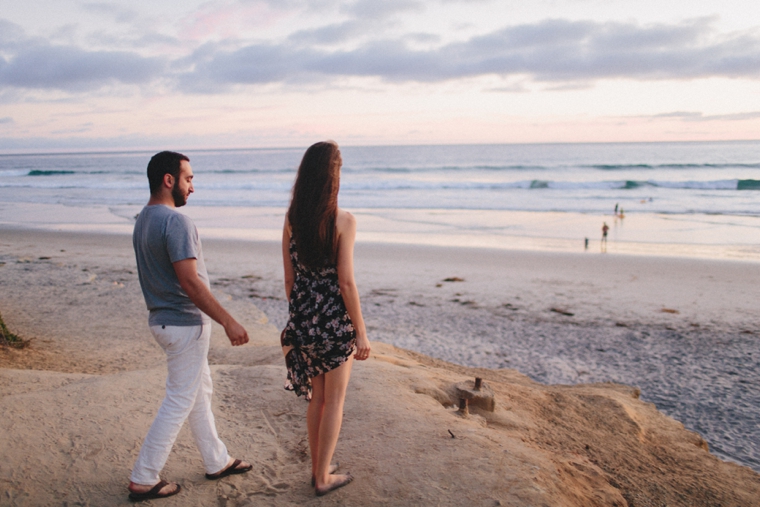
[283,214,291,235]
[336,208,356,233]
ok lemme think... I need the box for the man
[128,151,252,501]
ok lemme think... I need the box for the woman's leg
[307,373,326,480]
[313,357,353,489]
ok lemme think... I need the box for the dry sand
[1,228,759,506]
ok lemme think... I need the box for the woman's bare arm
[282,216,295,302]
[335,209,371,360]
[281,216,295,357]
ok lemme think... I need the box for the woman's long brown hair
[287,141,341,269]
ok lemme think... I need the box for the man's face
[171,160,194,207]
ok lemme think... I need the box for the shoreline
[2,201,760,263]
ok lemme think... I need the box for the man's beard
[171,181,187,207]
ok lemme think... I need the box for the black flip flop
[205,459,253,480]
[311,462,340,487]
[315,472,354,497]
[128,480,181,502]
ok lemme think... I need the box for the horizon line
[1,138,759,158]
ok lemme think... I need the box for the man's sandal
[128,480,181,502]
[205,459,253,480]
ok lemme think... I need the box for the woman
[280,141,371,497]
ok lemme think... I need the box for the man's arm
[173,258,249,346]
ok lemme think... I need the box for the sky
[0,0,759,151]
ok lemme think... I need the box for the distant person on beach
[280,141,371,497]
[601,222,609,252]
[128,151,252,501]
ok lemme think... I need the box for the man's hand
[174,258,250,347]
[225,319,249,346]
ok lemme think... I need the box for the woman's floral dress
[281,237,356,398]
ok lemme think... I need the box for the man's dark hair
[147,151,190,195]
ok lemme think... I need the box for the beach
[1,225,759,505]
[3,0,760,498]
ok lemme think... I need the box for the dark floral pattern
[282,237,356,398]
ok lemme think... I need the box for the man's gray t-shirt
[133,204,211,326]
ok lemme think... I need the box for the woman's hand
[354,335,371,361]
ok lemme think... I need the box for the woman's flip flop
[315,472,354,497]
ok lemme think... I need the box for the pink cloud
[180,1,291,41]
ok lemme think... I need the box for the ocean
[1,140,759,260]
[1,141,759,212]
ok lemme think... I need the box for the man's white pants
[131,323,229,485]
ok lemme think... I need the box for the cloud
[343,0,424,19]
[0,117,13,124]
[0,44,166,92]
[81,3,139,24]
[0,18,166,92]
[653,111,760,122]
[0,19,26,50]
[177,17,760,89]
[178,43,313,92]
[288,0,429,46]
[487,83,529,93]
[288,21,365,45]
[2,14,759,94]
[707,112,760,121]
[85,31,181,50]
[179,0,301,41]
[404,32,441,44]
[652,111,704,119]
